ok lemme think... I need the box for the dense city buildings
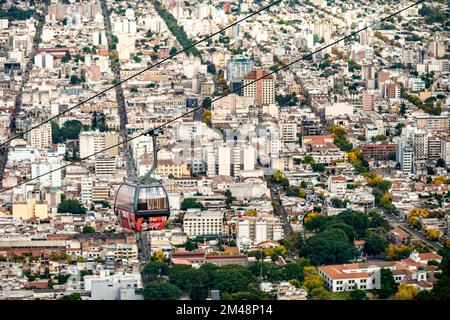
[0,0,449,302]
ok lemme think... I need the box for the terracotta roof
[243,69,273,80]
[418,252,442,261]
[401,258,423,268]
[319,265,370,280]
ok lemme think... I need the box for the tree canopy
[143,282,182,300]
[301,229,360,265]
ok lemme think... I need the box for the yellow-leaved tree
[303,212,317,224]
[387,244,412,260]
[445,238,450,248]
[151,250,165,262]
[202,109,212,126]
[298,189,307,199]
[395,283,418,300]
[273,170,284,182]
[274,245,288,257]
[433,176,447,185]
[245,209,257,217]
[407,208,429,227]
[426,229,441,240]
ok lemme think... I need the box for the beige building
[12,199,48,220]
[243,69,275,105]
[29,122,52,150]
[79,130,119,158]
[156,159,189,178]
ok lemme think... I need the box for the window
[115,184,136,211]
[137,186,167,211]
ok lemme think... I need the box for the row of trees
[153,1,201,58]
[0,6,35,20]
[141,258,339,300]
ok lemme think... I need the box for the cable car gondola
[114,129,170,232]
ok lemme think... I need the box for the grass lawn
[329,291,351,300]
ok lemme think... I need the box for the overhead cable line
[0,0,426,194]
[0,0,281,148]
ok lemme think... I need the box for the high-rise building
[362,63,374,80]
[384,81,401,99]
[226,56,255,82]
[397,140,414,174]
[81,177,93,204]
[95,156,117,176]
[427,136,442,160]
[401,47,415,65]
[280,121,298,143]
[79,130,119,159]
[218,144,231,176]
[236,216,284,249]
[34,52,54,69]
[411,129,428,161]
[243,69,275,105]
[92,30,107,46]
[429,37,445,58]
[362,91,375,111]
[29,122,52,150]
[31,162,62,188]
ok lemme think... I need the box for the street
[380,210,441,251]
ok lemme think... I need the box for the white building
[34,52,54,69]
[236,216,284,249]
[325,102,354,117]
[84,272,143,300]
[327,176,347,194]
[183,209,223,237]
[31,162,62,188]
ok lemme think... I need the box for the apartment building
[236,216,284,249]
[79,130,120,158]
[183,209,224,237]
[243,69,275,105]
[29,122,52,150]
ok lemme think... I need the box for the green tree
[58,196,87,215]
[248,262,283,282]
[61,51,71,63]
[181,198,204,211]
[61,120,84,140]
[378,268,396,299]
[169,47,177,56]
[224,189,236,205]
[301,229,360,265]
[51,121,62,144]
[282,259,310,282]
[363,236,388,256]
[82,226,96,234]
[143,282,181,300]
[185,239,198,251]
[63,293,81,300]
[336,210,369,238]
[304,214,331,232]
[211,265,257,294]
[142,261,169,282]
[323,221,357,243]
[430,248,450,300]
[350,289,367,300]
[57,274,71,285]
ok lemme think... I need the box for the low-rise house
[318,251,442,292]
[277,282,308,300]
